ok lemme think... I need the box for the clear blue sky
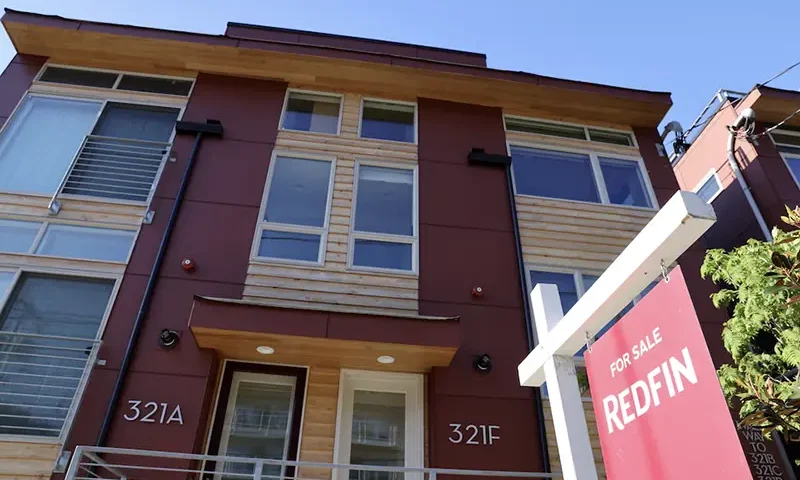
[1,0,799,132]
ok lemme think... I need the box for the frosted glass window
[0,96,101,194]
[0,219,41,253]
[36,225,135,262]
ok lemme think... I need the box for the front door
[208,363,307,480]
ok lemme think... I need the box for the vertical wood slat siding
[0,441,61,479]
[298,367,340,480]
[244,92,419,315]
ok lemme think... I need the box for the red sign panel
[584,266,751,479]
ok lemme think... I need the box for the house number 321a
[448,424,500,445]
[123,400,184,425]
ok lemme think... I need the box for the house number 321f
[448,424,500,445]
[123,400,184,425]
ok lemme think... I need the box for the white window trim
[0,89,186,207]
[507,140,658,211]
[332,369,424,480]
[34,63,197,98]
[503,114,639,148]
[358,97,418,145]
[347,159,419,275]
[691,168,723,204]
[0,216,138,264]
[769,130,800,190]
[279,88,344,136]
[251,150,337,267]
[0,266,122,444]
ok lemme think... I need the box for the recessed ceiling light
[377,355,395,364]
[256,346,275,355]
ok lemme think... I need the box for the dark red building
[0,8,745,480]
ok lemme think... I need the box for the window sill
[347,264,418,278]
[250,256,324,268]
[513,193,657,213]
[357,135,417,146]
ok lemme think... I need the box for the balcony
[49,135,172,213]
[0,331,101,440]
[65,446,559,480]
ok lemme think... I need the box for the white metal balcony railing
[49,135,172,213]
[66,446,560,480]
[352,418,399,447]
[0,331,101,440]
[231,408,290,437]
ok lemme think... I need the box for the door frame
[332,369,424,480]
[204,362,308,479]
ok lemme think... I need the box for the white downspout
[727,108,773,241]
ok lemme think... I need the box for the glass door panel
[349,391,406,480]
[217,373,297,480]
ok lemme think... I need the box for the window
[360,100,416,143]
[0,219,135,262]
[0,273,114,437]
[505,117,636,147]
[334,370,423,480]
[255,155,334,264]
[0,96,102,194]
[0,94,179,203]
[510,145,653,208]
[693,170,722,203]
[351,164,417,272]
[37,65,194,97]
[281,91,342,135]
[771,129,800,188]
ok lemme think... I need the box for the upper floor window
[350,163,417,272]
[0,94,179,203]
[280,91,342,135]
[505,116,636,147]
[254,154,334,264]
[360,100,416,143]
[0,218,135,262]
[693,170,722,204]
[37,65,194,97]
[510,145,654,208]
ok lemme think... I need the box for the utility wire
[681,59,800,140]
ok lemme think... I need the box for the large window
[360,100,416,143]
[0,219,135,262]
[254,155,335,264]
[281,91,342,135]
[0,93,180,203]
[350,163,417,272]
[334,370,423,480]
[0,273,115,437]
[510,145,654,208]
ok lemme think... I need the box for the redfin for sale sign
[584,266,751,479]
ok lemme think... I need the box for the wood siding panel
[542,400,606,478]
[515,195,654,272]
[246,91,419,315]
[298,367,340,480]
[0,441,60,479]
[0,193,147,227]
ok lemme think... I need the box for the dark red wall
[744,125,800,229]
[63,73,288,453]
[417,98,544,472]
[0,54,45,126]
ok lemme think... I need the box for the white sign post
[518,191,716,480]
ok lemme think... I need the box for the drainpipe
[96,119,223,447]
[727,108,773,242]
[467,149,551,473]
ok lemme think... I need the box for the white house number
[123,400,184,425]
[448,424,500,445]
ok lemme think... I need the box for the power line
[681,59,800,140]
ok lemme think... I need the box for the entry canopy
[518,191,716,387]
